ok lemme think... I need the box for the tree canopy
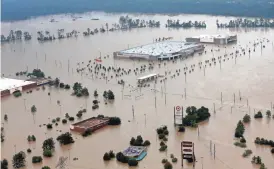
[56,132,74,145]
[183,106,211,127]
[12,151,26,168]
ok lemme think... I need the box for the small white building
[185,34,237,45]
[113,41,205,60]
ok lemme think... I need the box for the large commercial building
[0,77,37,97]
[113,41,204,60]
[185,34,237,45]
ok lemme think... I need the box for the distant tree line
[166,19,206,28]
[217,18,274,28]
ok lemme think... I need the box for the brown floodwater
[1,13,274,169]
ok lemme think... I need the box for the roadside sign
[175,106,182,115]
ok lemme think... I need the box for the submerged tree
[56,132,74,145]
[12,151,26,168]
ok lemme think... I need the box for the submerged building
[185,34,237,45]
[113,41,204,60]
[0,77,37,97]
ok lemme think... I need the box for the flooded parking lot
[1,13,274,169]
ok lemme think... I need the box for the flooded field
[1,13,274,169]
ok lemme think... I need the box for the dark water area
[1,13,274,169]
[1,0,274,21]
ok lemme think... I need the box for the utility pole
[184,88,186,100]
[221,92,223,104]
[23,98,26,111]
[234,93,235,104]
[154,80,156,108]
[214,103,216,113]
[164,80,167,105]
[132,105,135,119]
[214,144,216,159]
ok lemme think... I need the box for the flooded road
[1,13,274,169]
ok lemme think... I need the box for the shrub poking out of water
[251,156,262,164]
[254,111,263,119]
[266,110,271,118]
[62,119,67,124]
[56,117,60,122]
[171,158,178,163]
[13,91,22,97]
[93,100,99,104]
[128,159,138,166]
[27,148,32,153]
[234,142,247,148]
[242,149,252,157]
[162,159,168,164]
[31,105,37,113]
[163,137,168,142]
[76,112,83,118]
[271,148,274,154]
[243,114,251,123]
[108,117,121,125]
[82,129,92,137]
[158,134,165,139]
[164,161,173,169]
[42,166,51,169]
[94,90,98,97]
[234,120,245,138]
[240,137,246,143]
[47,124,53,129]
[27,135,36,142]
[116,152,128,163]
[1,159,8,169]
[159,145,168,151]
[178,126,185,132]
[52,119,56,123]
[92,104,99,110]
[56,132,74,145]
[59,83,65,88]
[160,141,165,146]
[43,149,53,157]
[32,156,43,163]
[103,153,111,161]
[64,84,70,89]
[68,117,75,121]
[143,140,151,146]
[4,114,8,121]
[109,150,115,158]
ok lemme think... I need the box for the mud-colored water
[1,13,274,169]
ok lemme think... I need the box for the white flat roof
[191,34,236,39]
[0,77,35,91]
[119,41,200,57]
[137,73,158,80]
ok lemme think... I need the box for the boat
[91,18,99,20]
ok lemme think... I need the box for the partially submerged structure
[70,117,110,133]
[0,77,37,97]
[137,73,158,84]
[185,34,237,45]
[123,146,147,161]
[113,41,204,60]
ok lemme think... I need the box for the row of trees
[1,30,31,43]
[166,20,206,28]
[118,16,160,29]
[216,18,274,28]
